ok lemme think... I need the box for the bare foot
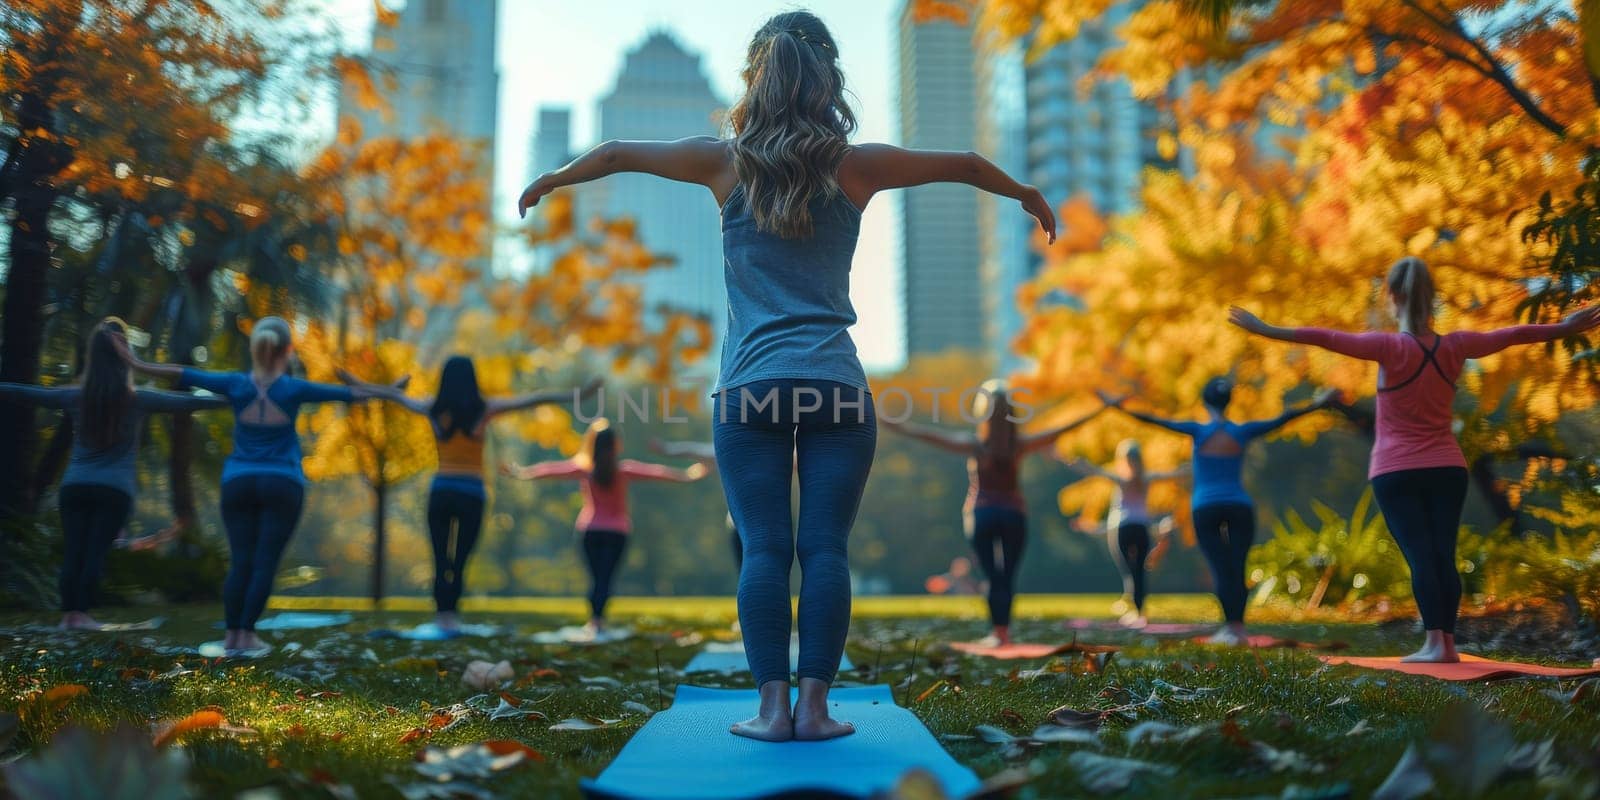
[74,614,104,631]
[731,680,793,742]
[793,677,853,741]
[1400,631,1458,663]
[992,625,1012,646]
[793,712,854,741]
[1120,611,1147,630]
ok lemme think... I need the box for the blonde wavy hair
[728,11,856,239]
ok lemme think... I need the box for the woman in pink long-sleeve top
[503,418,706,632]
[1229,256,1600,663]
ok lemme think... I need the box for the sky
[328,0,909,370]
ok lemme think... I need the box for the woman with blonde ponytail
[1230,258,1600,663]
[518,10,1055,740]
[118,316,395,656]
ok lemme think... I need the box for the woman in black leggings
[341,360,594,632]
[884,381,1105,645]
[1063,440,1187,627]
[1,318,226,630]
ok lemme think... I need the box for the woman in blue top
[519,10,1055,740]
[1103,380,1334,644]
[117,316,392,655]
[0,318,227,631]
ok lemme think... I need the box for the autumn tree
[930,0,1600,529]
[0,0,333,514]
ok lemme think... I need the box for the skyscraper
[340,0,499,262]
[896,2,985,359]
[532,107,572,176]
[594,31,726,356]
[1023,6,1177,217]
[975,42,1035,370]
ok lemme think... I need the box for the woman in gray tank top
[518,10,1057,742]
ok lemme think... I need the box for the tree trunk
[370,482,388,605]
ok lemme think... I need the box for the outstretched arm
[1239,388,1339,438]
[486,377,602,419]
[1059,456,1117,482]
[0,383,75,409]
[334,369,430,414]
[1147,465,1191,483]
[1453,306,1600,358]
[621,460,709,483]
[844,144,1056,243]
[1021,405,1109,453]
[518,137,729,217]
[1229,306,1393,361]
[501,460,586,481]
[880,418,978,454]
[1097,390,1195,435]
[111,335,186,381]
[133,388,231,413]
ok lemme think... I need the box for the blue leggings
[1371,467,1469,633]
[1193,502,1254,623]
[58,484,132,613]
[220,475,304,630]
[713,380,876,687]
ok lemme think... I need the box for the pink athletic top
[1293,325,1562,478]
[522,459,684,533]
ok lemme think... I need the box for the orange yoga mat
[948,640,1119,660]
[1317,653,1600,682]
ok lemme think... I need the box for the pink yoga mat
[948,640,1119,660]
[1318,654,1600,682]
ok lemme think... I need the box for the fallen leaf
[579,676,622,689]
[152,710,227,747]
[1544,677,1598,705]
[414,741,531,781]
[394,781,493,800]
[620,700,654,717]
[1067,751,1176,793]
[398,728,428,744]
[1345,719,1371,737]
[549,717,619,731]
[974,725,1015,744]
[1046,705,1106,731]
[481,740,546,762]
[1372,744,1433,800]
[1252,741,1326,773]
[999,709,1027,727]
[1421,701,1513,795]
[914,680,947,704]
[487,698,545,722]
[461,660,514,691]
[1503,737,1556,776]
[1029,724,1101,746]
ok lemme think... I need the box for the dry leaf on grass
[461,660,514,691]
[1067,751,1176,793]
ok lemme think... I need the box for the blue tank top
[1171,419,1277,509]
[181,368,353,484]
[716,183,869,394]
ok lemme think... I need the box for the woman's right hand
[1560,305,1600,335]
[499,463,525,479]
[517,173,557,218]
[1019,185,1057,245]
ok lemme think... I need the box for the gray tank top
[715,182,869,393]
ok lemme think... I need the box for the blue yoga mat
[367,622,503,641]
[581,685,979,800]
[213,612,352,631]
[684,639,854,675]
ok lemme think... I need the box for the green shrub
[1249,491,1600,625]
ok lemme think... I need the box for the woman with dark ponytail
[339,357,596,632]
[518,10,1054,740]
[503,418,705,635]
[1104,381,1336,645]
[1,318,227,630]
[117,316,395,655]
[1232,257,1600,662]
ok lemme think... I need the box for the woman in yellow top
[343,356,595,631]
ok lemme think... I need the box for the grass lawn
[1,595,1597,798]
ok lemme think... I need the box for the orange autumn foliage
[934,0,1600,526]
